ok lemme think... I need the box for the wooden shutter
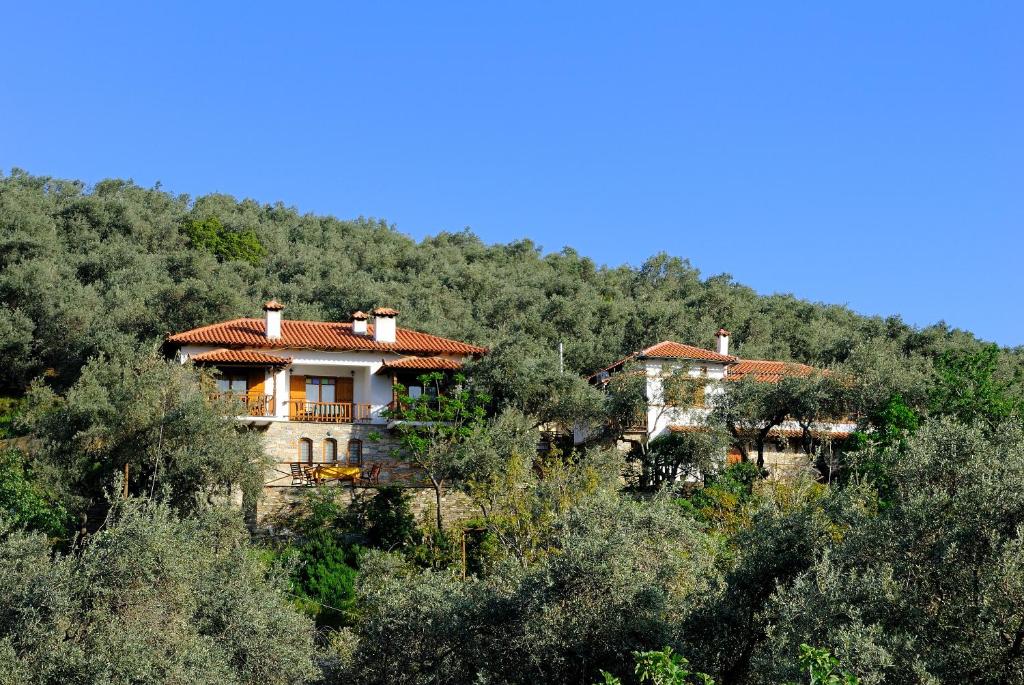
[247,369,266,399]
[289,374,305,419]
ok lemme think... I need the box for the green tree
[0,448,67,537]
[598,647,715,685]
[786,645,858,685]
[385,372,489,532]
[752,421,1024,683]
[347,493,719,685]
[0,499,317,684]
[183,216,266,265]
[639,427,730,489]
[22,348,268,518]
[930,344,1020,427]
[461,409,621,568]
[708,371,846,470]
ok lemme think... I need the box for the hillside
[5,169,1024,683]
[2,168,1017,399]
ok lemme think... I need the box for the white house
[165,301,485,508]
[582,329,857,475]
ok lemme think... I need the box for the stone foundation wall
[252,420,477,526]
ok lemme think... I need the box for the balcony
[212,392,275,417]
[288,400,374,423]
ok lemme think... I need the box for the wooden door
[289,374,305,418]
[337,377,354,420]
[337,377,354,404]
[246,369,266,415]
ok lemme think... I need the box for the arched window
[298,438,313,464]
[347,439,363,466]
[324,438,338,463]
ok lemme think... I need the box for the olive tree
[22,347,268,519]
[0,499,317,684]
[751,421,1024,684]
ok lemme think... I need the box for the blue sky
[3,3,1021,345]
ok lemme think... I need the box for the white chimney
[352,310,369,335]
[263,300,284,340]
[372,307,398,343]
[715,328,730,356]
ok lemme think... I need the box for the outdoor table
[308,464,361,484]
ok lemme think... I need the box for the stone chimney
[351,310,369,335]
[263,300,285,340]
[372,307,398,344]
[715,328,730,357]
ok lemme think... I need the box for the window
[298,438,313,464]
[408,385,423,399]
[216,374,247,394]
[306,377,336,403]
[347,439,363,466]
[324,438,338,463]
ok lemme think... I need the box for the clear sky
[3,3,1021,345]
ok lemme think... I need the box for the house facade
[166,301,485,517]
[583,329,856,477]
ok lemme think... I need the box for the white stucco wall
[175,345,465,424]
[645,359,728,439]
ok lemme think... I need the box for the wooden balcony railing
[212,393,275,417]
[288,401,373,423]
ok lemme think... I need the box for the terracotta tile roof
[351,310,369,320]
[766,427,852,439]
[588,339,736,380]
[641,340,736,363]
[372,307,400,316]
[727,360,817,382]
[167,318,486,355]
[262,300,286,311]
[669,424,851,439]
[190,349,292,365]
[377,356,463,372]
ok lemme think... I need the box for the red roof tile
[262,300,286,311]
[766,427,852,439]
[728,360,817,382]
[641,341,736,363]
[668,424,849,439]
[587,340,735,380]
[190,349,292,365]
[351,310,369,320]
[372,307,399,316]
[378,356,463,372]
[168,318,485,355]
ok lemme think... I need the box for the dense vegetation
[2,169,1024,684]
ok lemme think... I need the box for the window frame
[305,377,337,403]
[298,438,313,464]
[347,438,363,466]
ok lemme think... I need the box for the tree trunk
[433,479,444,531]
[756,427,770,470]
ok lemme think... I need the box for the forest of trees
[2,168,1024,684]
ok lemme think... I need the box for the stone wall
[252,420,477,526]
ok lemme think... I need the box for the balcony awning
[190,349,292,366]
[376,356,462,374]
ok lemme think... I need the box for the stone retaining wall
[253,420,477,526]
